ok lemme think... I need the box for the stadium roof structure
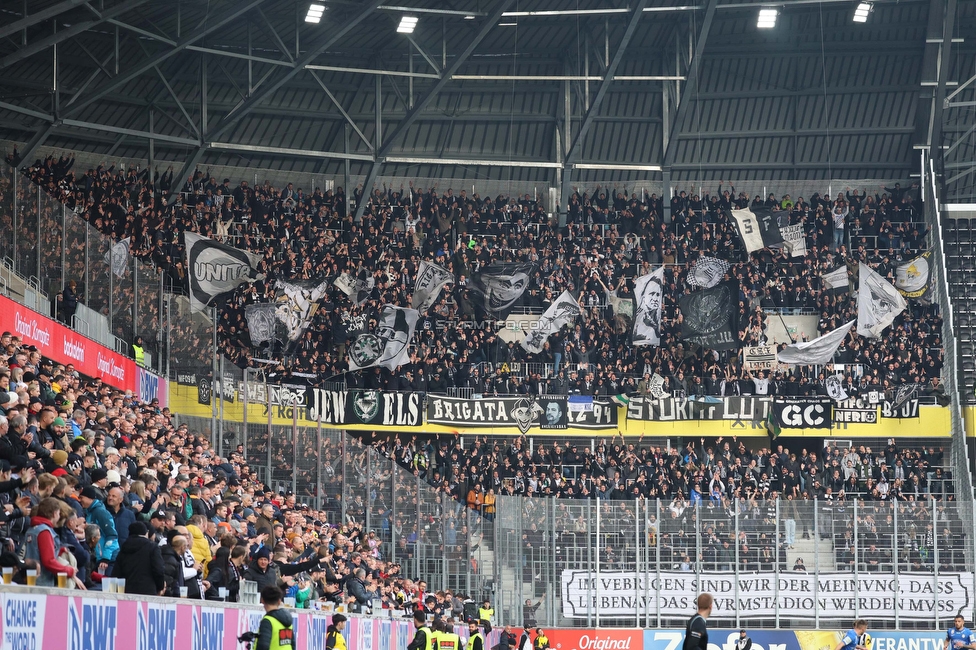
[0,0,973,202]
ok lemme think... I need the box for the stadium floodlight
[757,8,778,28]
[853,2,872,22]
[304,3,325,23]
[464,15,475,20]
[397,15,419,33]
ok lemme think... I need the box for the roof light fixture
[305,3,325,23]
[464,14,475,20]
[853,2,872,22]
[397,15,419,33]
[757,8,778,28]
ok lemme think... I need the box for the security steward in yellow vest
[325,614,347,650]
[437,619,462,650]
[467,619,485,650]
[533,629,550,650]
[132,336,146,367]
[479,600,494,632]
[408,610,433,650]
[255,586,293,650]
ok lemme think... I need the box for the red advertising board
[0,293,137,392]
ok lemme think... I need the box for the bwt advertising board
[0,591,483,650]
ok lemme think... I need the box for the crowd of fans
[9,152,944,404]
[0,329,490,615]
[375,431,962,577]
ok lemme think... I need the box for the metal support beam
[375,76,383,151]
[0,0,150,69]
[915,0,947,147]
[930,0,956,153]
[561,0,649,211]
[256,8,296,63]
[406,35,441,76]
[206,0,384,143]
[12,122,56,168]
[165,146,206,205]
[0,0,89,41]
[565,0,648,162]
[61,0,265,118]
[307,70,373,150]
[661,0,718,172]
[355,0,517,220]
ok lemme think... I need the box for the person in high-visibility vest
[533,629,549,650]
[478,598,495,624]
[326,614,347,650]
[437,619,462,650]
[254,586,293,650]
[132,336,146,367]
[467,620,485,650]
[408,610,434,650]
[430,618,444,650]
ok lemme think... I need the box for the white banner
[522,290,581,354]
[561,570,974,620]
[743,345,776,370]
[730,209,766,253]
[780,224,807,257]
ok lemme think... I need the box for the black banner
[176,371,198,387]
[678,280,739,351]
[627,396,770,423]
[833,396,879,424]
[468,262,538,318]
[538,396,568,429]
[426,395,616,432]
[771,396,832,429]
[882,399,920,419]
[308,389,423,427]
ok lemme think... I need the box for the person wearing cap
[114,521,166,596]
[49,449,69,478]
[735,630,752,650]
[79,485,120,571]
[326,614,347,650]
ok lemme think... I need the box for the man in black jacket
[114,522,166,596]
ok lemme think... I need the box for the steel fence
[491,494,976,631]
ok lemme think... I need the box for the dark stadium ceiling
[0,0,972,198]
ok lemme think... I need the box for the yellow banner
[169,381,952,438]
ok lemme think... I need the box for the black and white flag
[678,280,739,351]
[777,320,854,366]
[275,279,330,342]
[245,303,278,348]
[780,224,807,257]
[687,256,731,289]
[469,262,537,318]
[730,208,783,254]
[522,290,581,354]
[632,267,665,347]
[411,261,453,313]
[649,373,669,399]
[825,375,849,402]
[857,263,907,338]
[895,250,934,301]
[335,268,375,306]
[822,265,850,293]
[348,305,419,371]
[185,232,264,312]
[103,237,130,279]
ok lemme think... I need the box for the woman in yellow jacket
[187,515,213,577]
[482,489,496,522]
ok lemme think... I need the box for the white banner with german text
[560,570,973,620]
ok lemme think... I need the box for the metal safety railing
[491,494,975,631]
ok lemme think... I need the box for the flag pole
[211,305,219,452]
